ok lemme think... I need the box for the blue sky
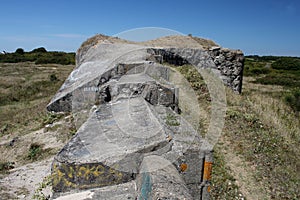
[0,0,299,56]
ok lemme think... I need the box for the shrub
[284,88,300,113]
[254,72,300,88]
[27,143,42,160]
[31,47,47,53]
[0,161,14,172]
[15,48,25,54]
[249,67,270,75]
[244,59,271,76]
[272,57,300,70]
[49,74,58,82]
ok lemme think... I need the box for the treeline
[246,55,300,71]
[245,55,300,73]
[0,47,75,65]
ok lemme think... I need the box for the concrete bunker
[47,35,244,199]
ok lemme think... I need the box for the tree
[31,47,47,53]
[15,48,25,54]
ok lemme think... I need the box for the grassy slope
[170,59,299,200]
[213,58,300,200]
[0,62,73,135]
[0,62,75,171]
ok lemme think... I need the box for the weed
[33,175,52,200]
[27,143,42,160]
[0,123,9,136]
[165,113,180,126]
[41,112,66,127]
[49,74,58,82]
[0,161,15,172]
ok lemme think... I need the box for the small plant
[41,112,65,126]
[33,175,52,200]
[49,74,58,82]
[165,113,180,126]
[0,161,14,172]
[69,126,77,136]
[0,123,9,136]
[27,143,42,160]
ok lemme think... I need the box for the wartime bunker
[47,34,244,199]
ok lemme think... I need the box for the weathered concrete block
[137,155,193,200]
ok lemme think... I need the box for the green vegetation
[165,113,180,126]
[0,47,75,65]
[225,104,299,199]
[244,55,300,113]
[244,55,300,88]
[0,162,14,173]
[272,57,300,70]
[243,59,271,76]
[211,148,244,199]
[27,142,57,161]
[27,143,42,160]
[0,61,74,137]
[33,175,52,200]
[41,112,66,127]
[170,58,299,199]
[284,87,300,113]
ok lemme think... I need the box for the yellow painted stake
[203,161,213,181]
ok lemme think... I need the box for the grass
[0,62,74,136]
[26,143,58,161]
[33,175,52,200]
[0,61,75,173]
[164,113,180,126]
[224,83,300,199]
[169,58,300,199]
[211,147,245,200]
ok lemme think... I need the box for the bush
[272,57,300,70]
[15,48,25,54]
[49,74,58,82]
[249,67,270,75]
[284,88,300,113]
[254,72,300,88]
[244,59,271,76]
[31,47,47,53]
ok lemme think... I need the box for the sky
[0,0,299,56]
